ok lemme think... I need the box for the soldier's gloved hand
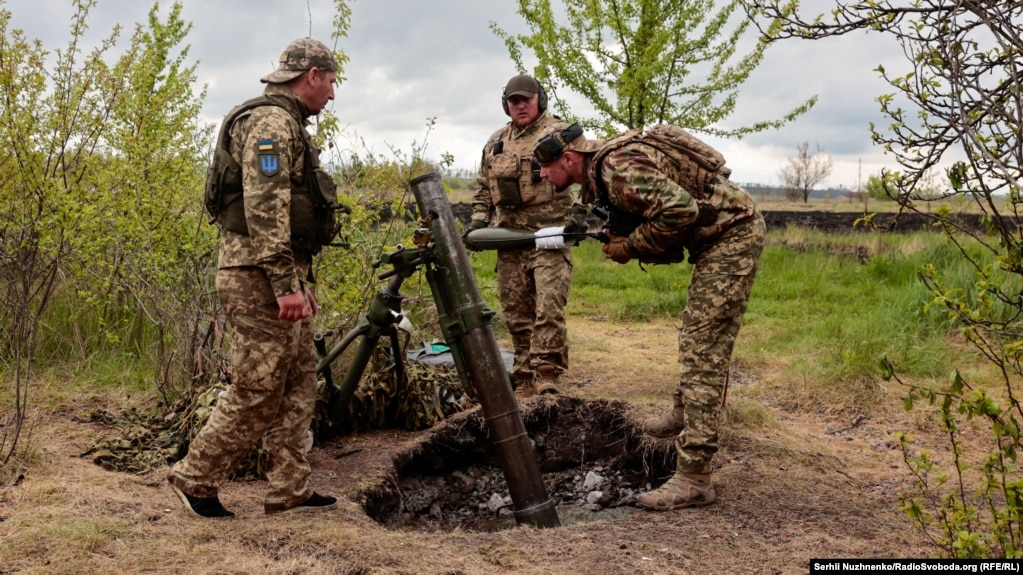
[602,231,636,264]
[462,218,488,238]
[562,203,590,235]
[462,219,489,250]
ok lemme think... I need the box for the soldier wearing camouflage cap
[169,37,341,518]
[468,74,576,398]
[533,122,766,511]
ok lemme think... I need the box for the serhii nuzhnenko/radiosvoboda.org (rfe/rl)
[810,559,1023,573]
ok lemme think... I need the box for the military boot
[641,405,685,439]
[635,472,716,511]
[533,365,562,395]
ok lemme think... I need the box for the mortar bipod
[313,242,431,435]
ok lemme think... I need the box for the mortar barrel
[409,172,560,529]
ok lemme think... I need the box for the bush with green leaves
[0,1,218,467]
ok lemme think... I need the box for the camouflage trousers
[674,215,766,474]
[169,266,316,510]
[496,246,573,379]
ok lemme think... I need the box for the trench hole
[362,397,676,532]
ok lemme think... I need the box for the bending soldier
[533,122,766,510]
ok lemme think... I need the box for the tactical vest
[203,96,343,255]
[485,116,561,209]
[587,125,756,260]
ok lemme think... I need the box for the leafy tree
[0,0,212,471]
[778,141,833,203]
[491,0,816,137]
[742,0,1023,558]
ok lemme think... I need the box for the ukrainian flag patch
[257,139,280,177]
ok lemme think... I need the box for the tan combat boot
[641,405,685,439]
[635,472,716,511]
[533,365,562,395]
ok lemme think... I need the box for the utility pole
[859,158,866,212]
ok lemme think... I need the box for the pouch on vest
[204,143,243,224]
[311,169,345,248]
[490,152,523,207]
[291,170,344,254]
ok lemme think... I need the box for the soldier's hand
[462,219,489,247]
[563,203,590,235]
[277,291,311,322]
[602,231,636,264]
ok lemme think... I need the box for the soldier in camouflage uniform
[168,38,341,518]
[533,122,766,510]
[468,75,574,397]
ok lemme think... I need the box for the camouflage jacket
[217,83,314,298]
[586,128,760,262]
[470,114,573,231]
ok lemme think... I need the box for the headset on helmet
[502,75,548,116]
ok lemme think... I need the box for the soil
[297,335,935,575]
[2,316,938,575]
[358,397,674,533]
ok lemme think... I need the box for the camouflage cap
[260,38,339,84]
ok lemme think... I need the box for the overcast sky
[7,0,909,189]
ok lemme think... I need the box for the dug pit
[360,396,676,532]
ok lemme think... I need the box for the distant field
[443,180,981,215]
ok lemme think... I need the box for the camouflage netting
[314,340,476,436]
[81,339,477,477]
[80,383,257,477]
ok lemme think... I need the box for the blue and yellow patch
[257,138,280,177]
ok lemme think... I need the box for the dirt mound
[360,397,674,532]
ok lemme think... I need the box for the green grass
[567,240,693,320]
[751,233,982,390]
[746,232,951,381]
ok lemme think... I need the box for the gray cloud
[7,0,911,188]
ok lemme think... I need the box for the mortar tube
[410,172,560,529]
